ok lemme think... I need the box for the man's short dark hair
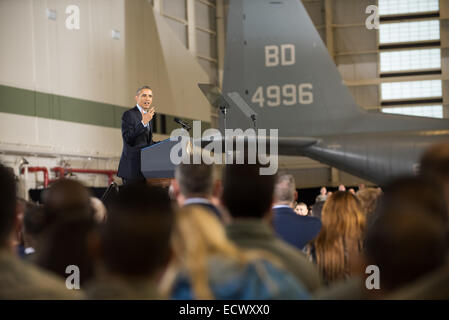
[175,162,213,198]
[136,85,152,96]
[365,208,448,291]
[0,164,17,246]
[222,163,276,218]
[42,179,93,227]
[373,176,448,226]
[102,184,174,276]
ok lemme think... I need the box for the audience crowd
[0,141,448,299]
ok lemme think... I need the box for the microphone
[174,117,191,131]
[250,114,257,130]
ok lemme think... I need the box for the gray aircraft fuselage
[299,130,449,185]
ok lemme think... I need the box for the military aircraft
[200,0,449,185]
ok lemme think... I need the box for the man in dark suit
[171,161,223,221]
[272,174,321,250]
[118,86,157,184]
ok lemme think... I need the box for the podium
[140,139,178,185]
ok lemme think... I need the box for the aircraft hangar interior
[0,0,448,197]
[1,0,449,304]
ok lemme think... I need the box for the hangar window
[378,0,439,16]
[377,0,443,119]
[380,48,441,73]
[379,20,440,44]
[382,105,443,118]
[381,80,442,100]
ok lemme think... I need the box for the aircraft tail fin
[221,0,365,137]
[219,0,449,136]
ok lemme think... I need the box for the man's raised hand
[142,107,156,125]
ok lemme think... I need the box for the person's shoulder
[0,252,84,299]
[274,206,295,215]
[122,106,139,118]
[270,236,307,258]
[303,215,322,225]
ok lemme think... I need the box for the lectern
[141,138,179,186]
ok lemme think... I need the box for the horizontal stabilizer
[198,135,318,155]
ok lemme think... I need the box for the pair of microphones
[174,117,191,131]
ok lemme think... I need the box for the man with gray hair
[171,161,223,221]
[118,86,157,184]
[272,173,321,250]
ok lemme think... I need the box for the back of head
[420,142,449,185]
[173,206,234,262]
[356,187,382,219]
[37,217,97,285]
[43,179,93,226]
[222,163,276,218]
[320,191,365,240]
[102,183,174,277]
[0,164,16,247]
[274,173,296,204]
[169,206,289,300]
[175,162,213,198]
[314,191,365,283]
[365,208,449,291]
[374,176,448,228]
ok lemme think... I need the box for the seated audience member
[294,202,309,216]
[348,188,356,195]
[161,206,308,300]
[86,184,174,299]
[356,187,382,220]
[223,164,321,292]
[338,184,346,192]
[316,176,449,299]
[310,191,365,286]
[171,161,223,221]
[315,187,327,203]
[272,174,322,251]
[36,179,98,286]
[0,163,82,299]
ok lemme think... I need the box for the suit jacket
[117,106,155,179]
[273,206,322,250]
[184,199,223,222]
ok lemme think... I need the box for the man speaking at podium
[118,86,157,185]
